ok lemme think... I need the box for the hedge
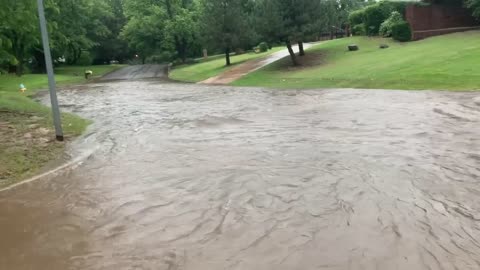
[392,21,412,42]
[348,0,427,36]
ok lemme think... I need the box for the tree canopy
[2,0,431,75]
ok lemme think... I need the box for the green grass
[0,65,125,93]
[233,31,480,91]
[169,48,284,82]
[0,65,123,187]
[0,95,91,187]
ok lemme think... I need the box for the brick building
[405,0,480,40]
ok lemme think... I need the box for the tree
[51,0,113,65]
[294,0,324,56]
[255,0,311,66]
[466,0,480,18]
[0,0,40,75]
[122,0,200,63]
[122,0,170,63]
[200,0,248,66]
[91,0,132,64]
[164,0,201,63]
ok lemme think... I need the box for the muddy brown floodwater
[1,80,480,270]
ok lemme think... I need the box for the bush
[258,42,269,52]
[147,51,175,63]
[349,9,365,26]
[379,11,404,37]
[355,0,418,36]
[352,24,366,36]
[391,21,412,42]
[363,4,388,35]
[235,48,245,55]
[76,52,93,66]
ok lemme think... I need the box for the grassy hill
[169,47,283,82]
[233,31,480,91]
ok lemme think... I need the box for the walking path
[200,43,315,85]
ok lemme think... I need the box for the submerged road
[1,66,480,269]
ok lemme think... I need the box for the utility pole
[37,0,64,141]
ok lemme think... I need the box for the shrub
[352,24,366,36]
[235,48,245,55]
[258,42,269,52]
[391,21,412,42]
[77,52,93,66]
[379,11,404,37]
[147,51,175,63]
[355,0,418,36]
[349,9,365,26]
[364,4,386,36]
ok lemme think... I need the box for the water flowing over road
[1,78,480,270]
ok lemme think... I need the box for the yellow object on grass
[19,84,27,93]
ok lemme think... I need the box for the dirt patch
[200,58,268,84]
[0,111,66,188]
[276,51,326,71]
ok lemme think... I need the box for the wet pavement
[101,64,168,81]
[1,78,480,270]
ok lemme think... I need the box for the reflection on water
[1,81,480,270]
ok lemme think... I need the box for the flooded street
[1,80,480,269]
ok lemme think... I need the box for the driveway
[0,67,480,270]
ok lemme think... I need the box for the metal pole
[37,0,64,141]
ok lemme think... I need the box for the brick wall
[406,4,479,40]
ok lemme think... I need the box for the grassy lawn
[233,31,480,91]
[169,48,284,82]
[0,65,123,188]
[0,65,125,92]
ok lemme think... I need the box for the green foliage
[0,0,41,75]
[258,42,269,52]
[91,0,131,64]
[122,0,200,63]
[363,4,387,35]
[76,52,93,66]
[391,21,412,42]
[466,0,480,18]
[121,2,167,63]
[199,0,249,65]
[351,1,417,36]
[348,9,365,26]
[379,11,404,37]
[352,24,366,35]
[147,52,175,64]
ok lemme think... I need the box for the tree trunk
[286,40,298,66]
[8,64,17,74]
[15,50,24,76]
[165,0,185,62]
[142,56,146,65]
[225,47,231,66]
[15,62,23,76]
[33,50,46,73]
[181,38,187,63]
[298,41,305,56]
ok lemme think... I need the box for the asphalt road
[101,64,168,81]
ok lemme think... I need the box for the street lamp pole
[36,0,64,141]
